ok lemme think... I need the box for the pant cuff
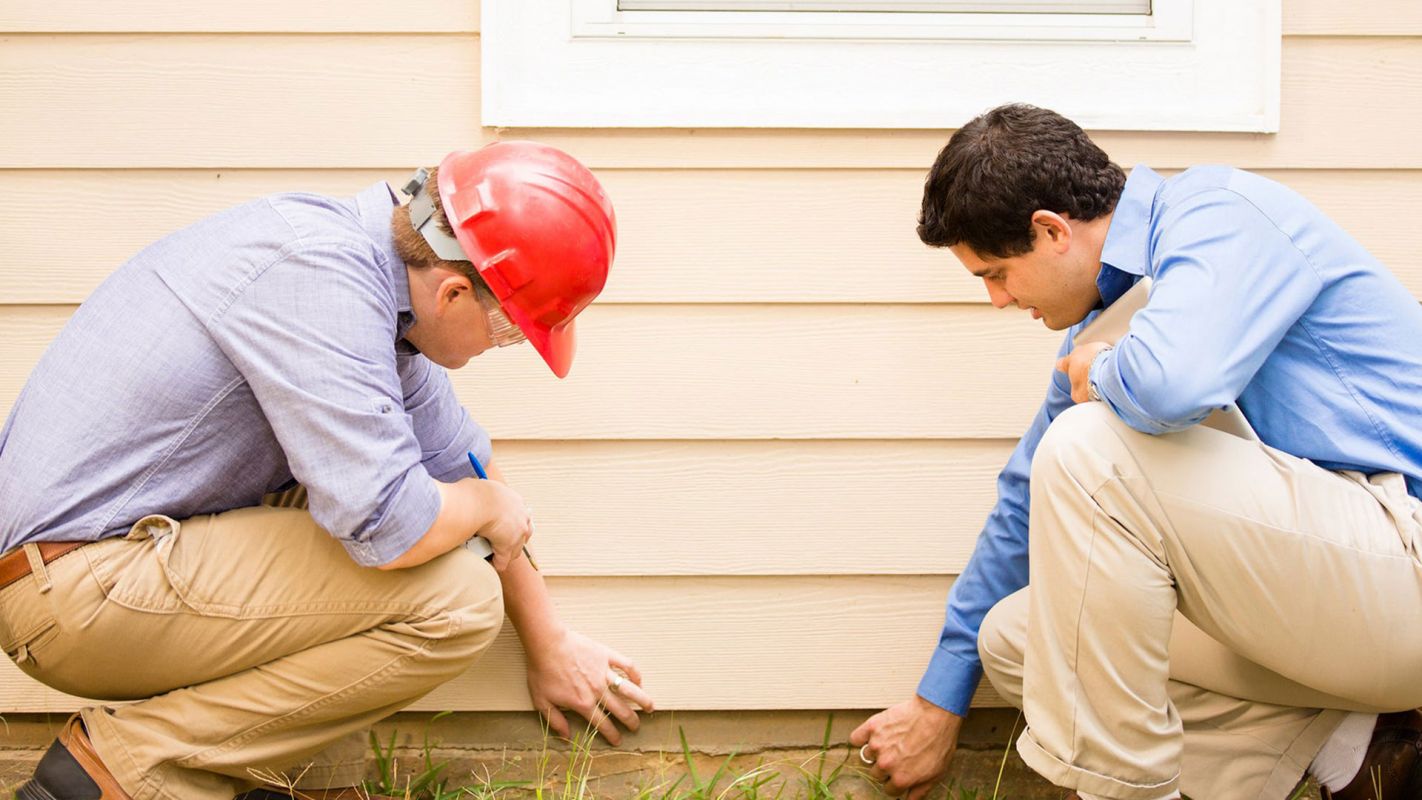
[1017,727,1180,800]
[82,706,237,800]
[1258,709,1349,800]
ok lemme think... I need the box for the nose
[984,279,1014,310]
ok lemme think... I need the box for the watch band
[1087,345,1114,403]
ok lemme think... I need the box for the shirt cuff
[915,645,984,717]
[339,464,442,567]
[1086,345,1115,404]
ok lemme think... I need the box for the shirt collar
[1096,165,1163,306]
[354,181,417,341]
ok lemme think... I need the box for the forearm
[482,459,565,650]
[499,554,564,651]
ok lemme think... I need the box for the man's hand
[470,479,533,572]
[526,627,655,745]
[850,696,964,799]
[1055,340,1112,404]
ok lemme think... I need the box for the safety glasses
[483,297,528,348]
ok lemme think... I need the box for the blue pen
[467,451,489,480]
[468,451,539,570]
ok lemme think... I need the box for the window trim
[481,0,1280,131]
[576,0,1190,41]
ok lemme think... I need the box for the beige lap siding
[0,0,1418,712]
[2,170,1422,305]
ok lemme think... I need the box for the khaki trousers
[978,403,1422,800]
[0,505,504,800]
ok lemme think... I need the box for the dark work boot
[14,714,131,800]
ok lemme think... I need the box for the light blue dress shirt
[0,183,493,566]
[917,165,1422,715]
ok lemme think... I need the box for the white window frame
[482,1,1280,132]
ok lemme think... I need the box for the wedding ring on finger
[859,744,875,765]
[608,672,626,694]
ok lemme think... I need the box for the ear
[434,271,474,316]
[1031,210,1074,254]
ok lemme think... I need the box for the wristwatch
[1086,345,1114,403]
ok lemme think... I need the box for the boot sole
[15,782,62,800]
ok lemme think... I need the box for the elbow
[1119,379,1225,434]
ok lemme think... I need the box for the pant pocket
[0,579,60,671]
[92,514,200,614]
[1364,472,1422,560]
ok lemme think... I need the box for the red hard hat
[435,142,616,378]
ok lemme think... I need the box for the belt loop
[22,543,52,594]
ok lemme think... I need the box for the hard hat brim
[515,311,576,379]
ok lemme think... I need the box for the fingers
[906,783,933,800]
[611,674,655,713]
[1055,355,1070,373]
[584,704,622,745]
[600,690,641,734]
[849,720,870,748]
[542,704,571,739]
[867,763,888,784]
[607,651,644,687]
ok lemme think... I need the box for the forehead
[948,244,997,275]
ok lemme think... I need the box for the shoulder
[264,192,385,267]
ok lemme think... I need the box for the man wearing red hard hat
[0,141,651,800]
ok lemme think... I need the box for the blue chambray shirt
[0,183,493,566]
[917,165,1422,715]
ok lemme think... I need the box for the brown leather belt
[0,542,87,591]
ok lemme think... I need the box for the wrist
[912,694,963,729]
[1087,344,1114,403]
[517,614,568,659]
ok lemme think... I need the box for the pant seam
[1065,507,1102,766]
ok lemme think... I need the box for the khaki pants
[0,505,504,800]
[978,403,1422,800]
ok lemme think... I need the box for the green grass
[239,709,1324,800]
[351,712,1044,800]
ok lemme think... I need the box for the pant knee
[1032,403,1125,479]
[407,548,505,667]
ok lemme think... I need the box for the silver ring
[609,673,626,694]
[859,744,875,765]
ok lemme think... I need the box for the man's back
[1104,165,1422,499]
[0,186,405,551]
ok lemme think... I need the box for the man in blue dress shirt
[851,105,1422,800]
[0,143,654,800]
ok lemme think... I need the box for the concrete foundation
[0,710,1320,798]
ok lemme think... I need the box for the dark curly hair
[917,104,1125,258]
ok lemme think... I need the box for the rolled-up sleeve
[207,241,440,566]
[1091,189,1323,434]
